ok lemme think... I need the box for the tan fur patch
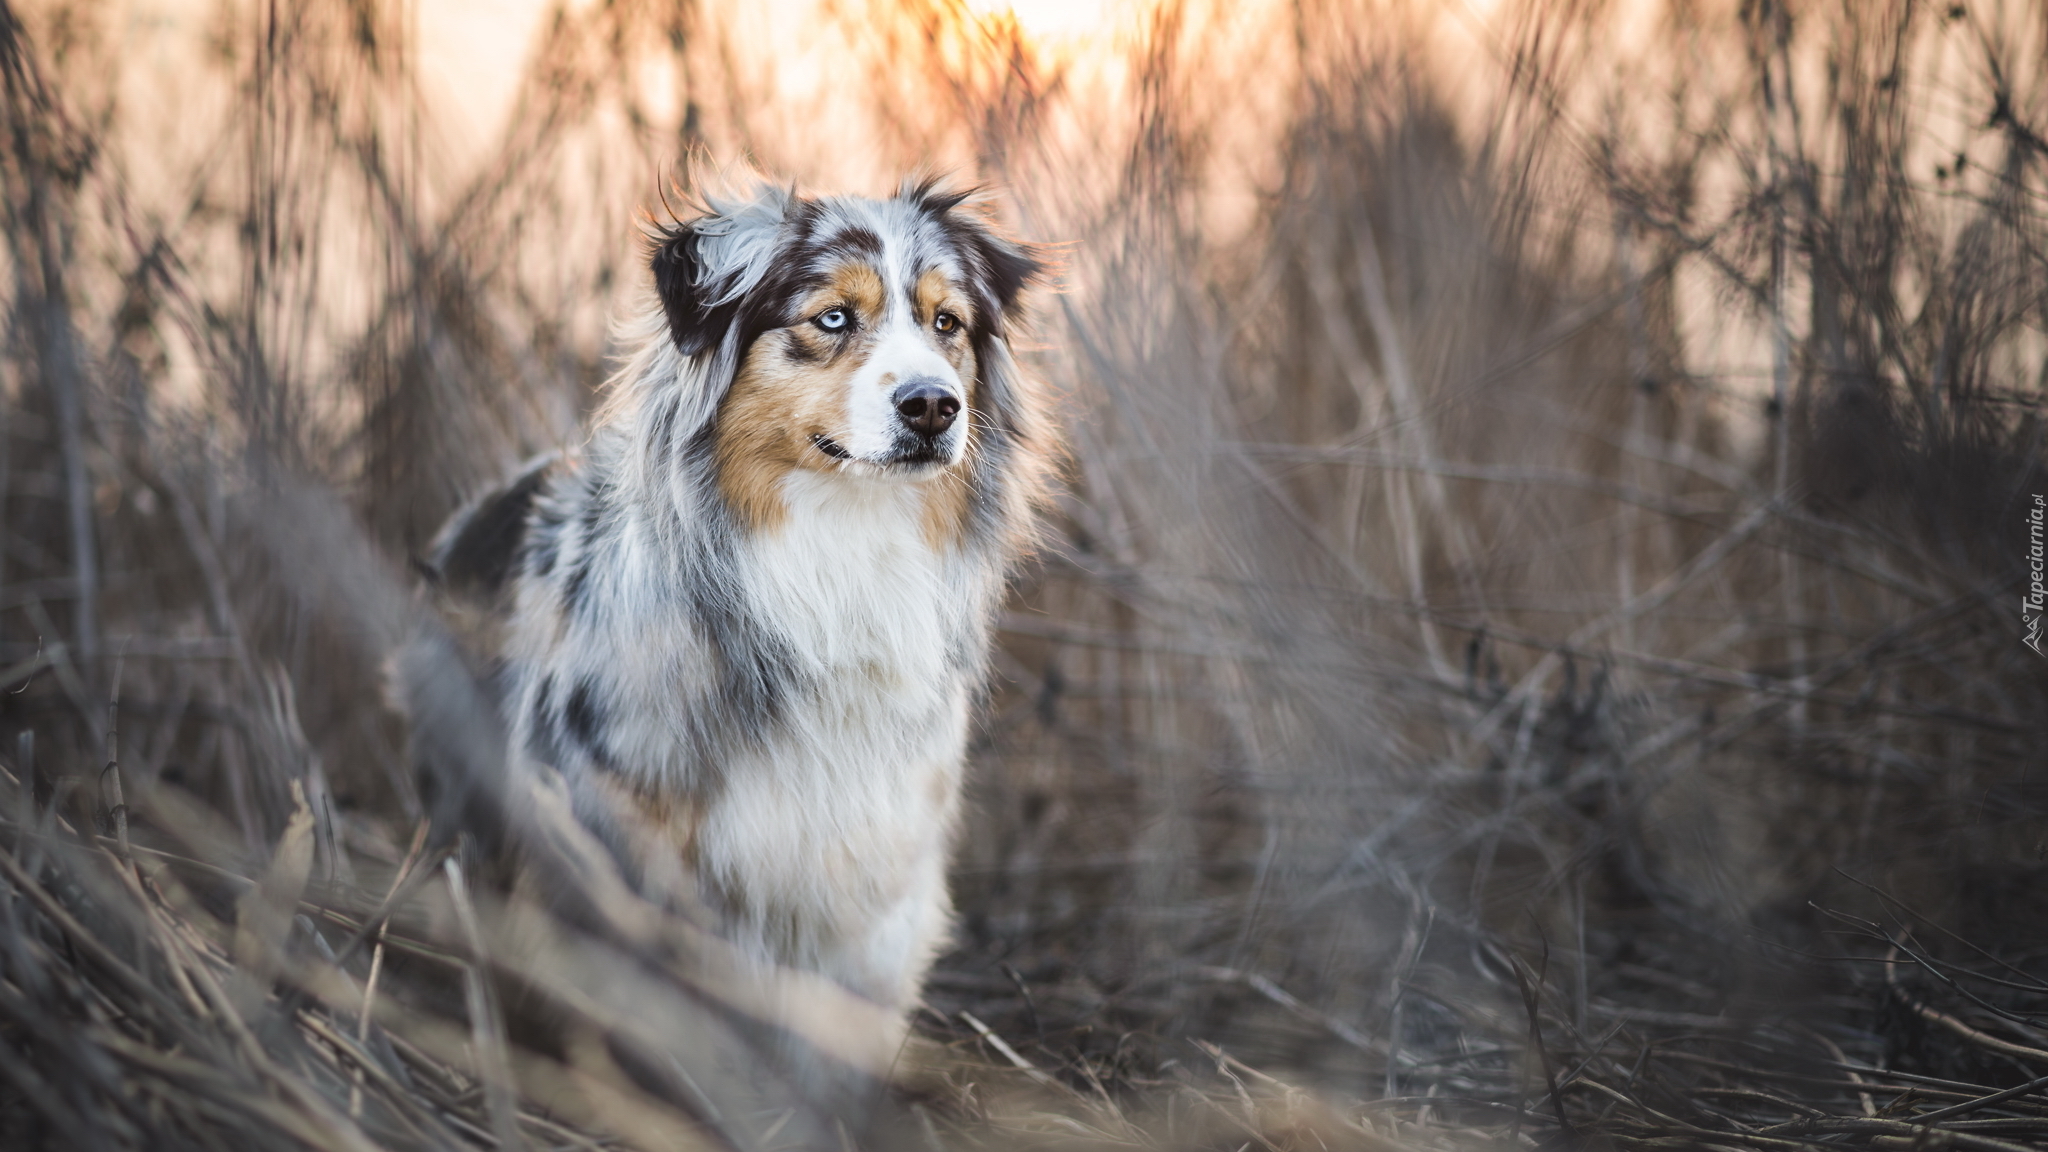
[587,773,704,862]
[715,264,889,531]
[826,263,887,321]
[717,337,837,533]
[919,459,975,551]
[914,267,975,333]
[637,789,705,854]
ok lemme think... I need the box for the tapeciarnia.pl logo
[2027,493,2045,657]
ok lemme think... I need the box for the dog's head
[646,177,1041,520]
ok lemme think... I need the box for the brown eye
[933,312,958,333]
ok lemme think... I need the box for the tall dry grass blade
[443,856,525,1152]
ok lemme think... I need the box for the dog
[424,176,1052,1022]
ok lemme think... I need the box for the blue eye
[816,308,849,331]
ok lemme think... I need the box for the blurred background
[2,0,2047,1148]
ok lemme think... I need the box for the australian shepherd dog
[425,176,1051,1027]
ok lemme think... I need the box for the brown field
[1,1,2046,1148]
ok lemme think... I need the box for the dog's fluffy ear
[649,228,720,356]
[651,182,795,356]
[904,179,1044,336]
[967,227,1042,327]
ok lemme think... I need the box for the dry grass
[1,0,2046,1147]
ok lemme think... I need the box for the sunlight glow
[966,0,1116,40]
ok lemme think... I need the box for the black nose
[893,380,961,437]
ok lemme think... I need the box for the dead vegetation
[1,0,2046,1148]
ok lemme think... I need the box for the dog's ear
[650,227,722,356]
[966,228,1042,326]
[906,180,1044,334]
[650,185,796,357]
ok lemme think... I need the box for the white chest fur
[690,471,987,1008]
[748,471,969,686]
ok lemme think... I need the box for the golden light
[965,0,1117,40]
